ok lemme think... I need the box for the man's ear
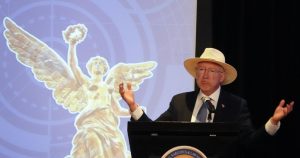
[219,73,225,83]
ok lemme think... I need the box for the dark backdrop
[196,1,299,157]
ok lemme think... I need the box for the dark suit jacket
[133,89,273,157]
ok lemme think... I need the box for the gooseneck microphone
[207,101,216,121]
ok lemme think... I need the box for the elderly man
[119,48,294,157]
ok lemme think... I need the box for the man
[119,48,294,157]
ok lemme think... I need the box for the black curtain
[196,0,299,157]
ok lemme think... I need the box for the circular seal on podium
[161,145,207,158]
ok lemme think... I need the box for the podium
[127,121,239,158]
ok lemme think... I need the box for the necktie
[196,97,210,122]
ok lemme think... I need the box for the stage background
[0,0,196,158]
[198,1,299,157]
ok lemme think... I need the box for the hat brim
[184,58,237,85]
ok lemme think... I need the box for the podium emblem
[162,145,207,158]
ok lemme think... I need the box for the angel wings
[3,17,157,114]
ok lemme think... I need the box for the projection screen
[0,0,197,157]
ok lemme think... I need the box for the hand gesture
[271,99,294,125]
[119,83,138,112]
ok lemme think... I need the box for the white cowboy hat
[184,48,237,85]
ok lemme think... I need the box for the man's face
[195,62,225,95]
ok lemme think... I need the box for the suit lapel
[183,90,199,121]
[214,90,229,122]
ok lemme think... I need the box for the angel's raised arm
[62,24,88,85]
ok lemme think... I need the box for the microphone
[207,101,216,121]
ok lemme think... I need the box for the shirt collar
[199,86,221,104]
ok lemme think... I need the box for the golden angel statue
[3,17,157,158]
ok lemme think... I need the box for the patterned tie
[196,97,210,122]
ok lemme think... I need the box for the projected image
[0,1,196,158]
[3,17,157,158]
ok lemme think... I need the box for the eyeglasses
[195,67,224,75]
